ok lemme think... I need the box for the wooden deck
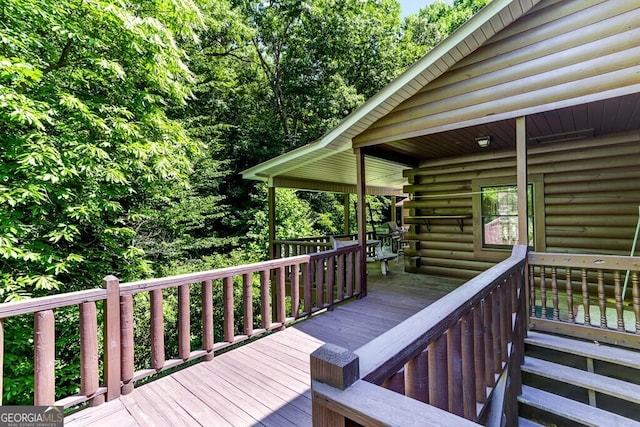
[65,264,462,426]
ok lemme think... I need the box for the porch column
[355,148,368,296]
[343,193,350,235]
[516,116,528,245]
[268,185,276,259]
[391,196,397,225]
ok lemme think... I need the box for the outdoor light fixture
[476,136,492,148]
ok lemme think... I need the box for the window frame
[472,175,545,261]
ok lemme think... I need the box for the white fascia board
[241,0,530,182]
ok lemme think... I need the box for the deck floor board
[65,266,460,426]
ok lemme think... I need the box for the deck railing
[527,252,640,348]
[0,244,360,409]
[272,231,385,260]
[310,245,528,426]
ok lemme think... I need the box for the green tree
[0,0,205,299]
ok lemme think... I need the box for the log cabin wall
[403,130,640,280]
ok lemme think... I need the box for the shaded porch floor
[65,263,463,426]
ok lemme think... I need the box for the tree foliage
[0,0,206,299]
[0,0,490,405]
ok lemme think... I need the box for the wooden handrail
[0,244,361,410]
[311,245,528,426]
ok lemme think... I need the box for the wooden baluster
[202,280,214,361]
[499,284,509,364]
[511,272,518,314]
[178,284,190,360]
[597,270,606,329]
[0,319,3,405]
[150,289,165,369]
[316,258,325,309]
[552,267,559,320]
[428,336,448,411]
[243,273,253,337]
[120,296,135,395]
[303,262,312,315]
[103,275,121,401]
[276,266,286,326]
[383,368,406,395]
[567,267,575,323]
[492,288,503,372]
[34,310,55,406]
[346,252,354,296]
[483,293,495,388]
[474,305,486,404]
[461,312,476,421]
[290,265,300,318]
[223,277,234,342]
[337,253,345,301]
[633,272,640,333]
[405,350,428,403]
[284,244,290,258]
[79,302,100,404]
[327,255,335,307]
[614,271,624,332]
[447,321,463,417]
[540,267,547,319]
[582,268,591,326]
[260,271,271,329]
[529,265,536,318]
[503,283,510,360]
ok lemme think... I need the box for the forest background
[1,0,487,404]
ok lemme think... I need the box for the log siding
[403,130,640,279]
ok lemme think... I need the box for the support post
[268,185,276,259]
[343,193,350,235]
[391,196,397,225]
[355,148,367,296]
[516,116,528,246]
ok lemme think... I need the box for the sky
[399,0,453,18]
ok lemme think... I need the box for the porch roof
[241,0,540,195]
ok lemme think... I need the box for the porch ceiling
[369,92,640,165]
[247,92,640,195]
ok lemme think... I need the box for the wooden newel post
[103,275,121,401]
[310,343,360,426]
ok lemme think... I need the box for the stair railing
[310,245,528,426]
[527,252,640,349]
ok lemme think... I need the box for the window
[480,184,533,248]
[473,176,544,261]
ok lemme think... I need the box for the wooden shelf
[406,215,471,232]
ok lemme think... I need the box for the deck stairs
[517,331,640,426]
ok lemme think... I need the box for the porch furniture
[331,238,397,276]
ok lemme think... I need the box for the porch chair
[385,221,410,260]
